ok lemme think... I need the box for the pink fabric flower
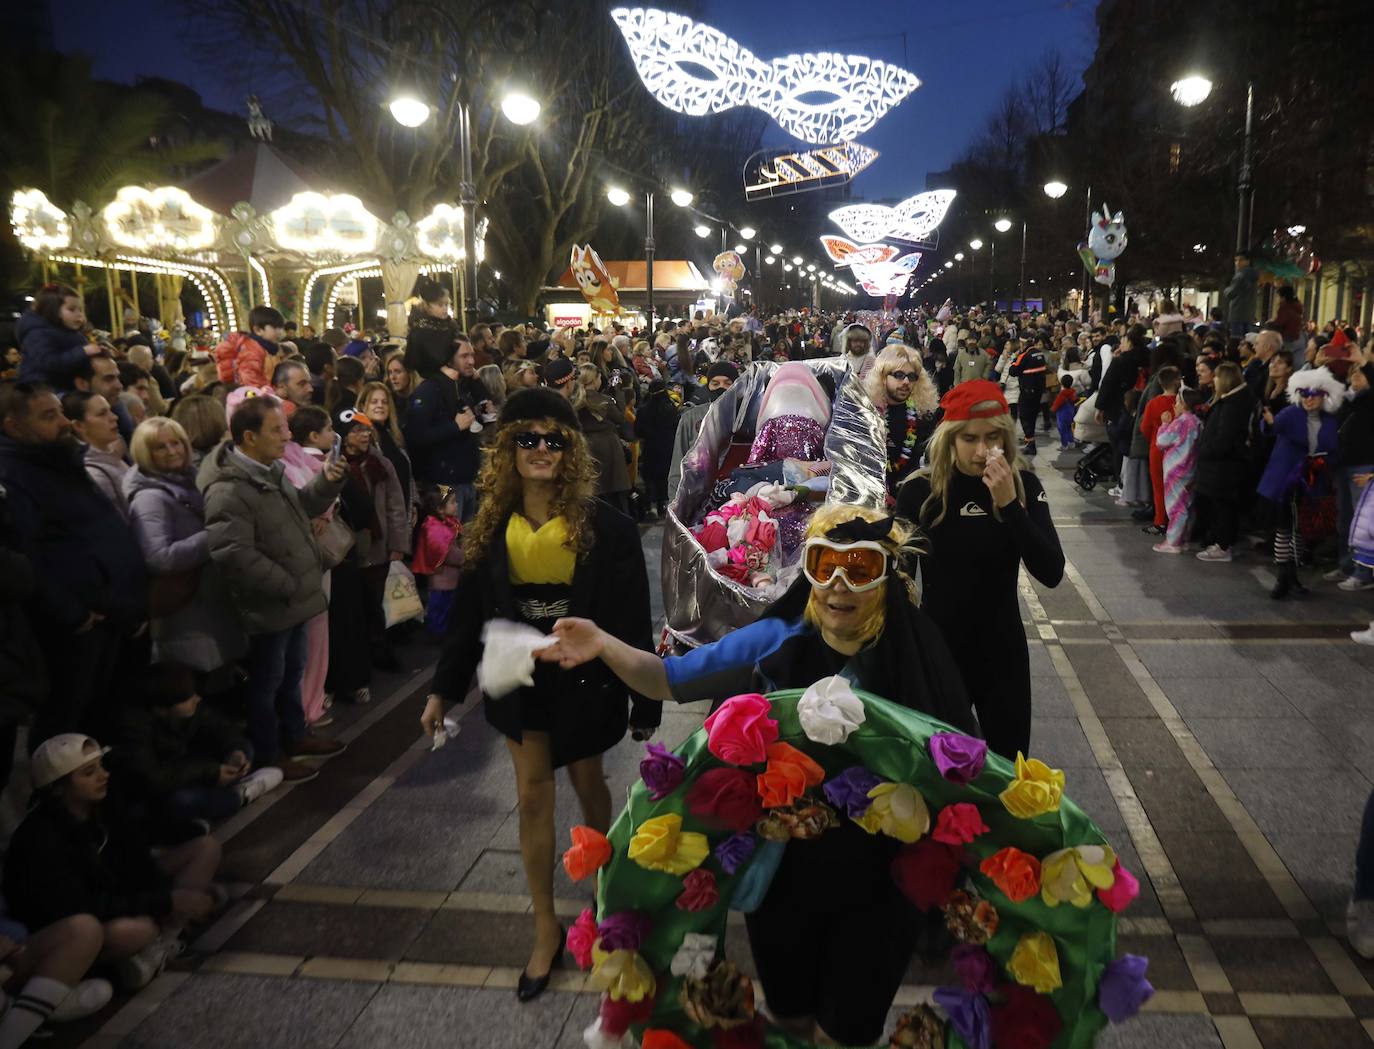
[703,694,779,765]
[567,907,598,970]
[932,802,990,845]
[695,520,729,553]
[1096,860,1140,913]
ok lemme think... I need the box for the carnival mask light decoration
[1078,206,1128,287]
[713,250,746,297]
[828,190,956,245]
[571,244,621,314]
[610,7,920,144]
[819,236,919,297]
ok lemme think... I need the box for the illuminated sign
[744,143,879,199]
[103,186,217,252]
[610,7,920,144]
[829,189,956,245]
[10,188,70,252]
[270,192,380,255]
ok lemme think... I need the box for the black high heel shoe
[516,926,566,1002]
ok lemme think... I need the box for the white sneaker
[115,937,176,990]
[1153,542,1185,554]
[1349,899,1374,958]
[1196,545,1233,563]
[1338,576,1374,592]
[235,766,284,805]
[1323,568,1348,582]
[1107,486,1123,498]
[51,978,113,1022]
[1352,626,1374,647]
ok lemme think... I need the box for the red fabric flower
[980,847,1042,903]
[695,520,730,553]
[990,984,1063,1049]
[932,802,990,845]
[755,742,825,808]
[566,907,598,969]
[687,768,765,832]
[563,825,612,881]
[676,868,720,912]
[891,837,963,910]
[598,991,655,1036]
[713,1018,766,1049]
[642,1032,693,1049]
[702,694,779,765]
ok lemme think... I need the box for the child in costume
[1153,388,1206,553]
[1139,366,1183,533]
[1051,375,1078,450]
[411,486,464,634]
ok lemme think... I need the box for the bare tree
[1022,49,1074,137]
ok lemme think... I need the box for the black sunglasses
[889,370,921,382]
[514,431,567,452]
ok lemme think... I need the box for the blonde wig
[909,407,1028,528]
[864,345,939,413]
[464,416,599,564]
[129,416,193,474]
[355,382,405,447]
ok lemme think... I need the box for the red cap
[940,380,1009,421]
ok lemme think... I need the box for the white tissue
[478,619,558,699]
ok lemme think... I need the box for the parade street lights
[606,183,693,331]
[1172,72,1253,253]
[388,79,542,330]
[1043,180,1068,200]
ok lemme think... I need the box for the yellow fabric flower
[1040,844,1118,908]
[864,782,929,843]
[1009,931,1063,994]
[1000,753,1066,819]
[628,813,709,875]
[853,805,884,834]
[589,941,657,1002]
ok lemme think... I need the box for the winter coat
[1273,298,1304,342]
[1128,373,1165,459]
[993,347,1020,405]
[3,795,172,930]
[431,500,659,767]
[403,372,481,487]
[633,391,680,480]
[0,485,46,720]
[411,515,462,589]
[84,444,132,520]
[109,702,249,802]
[344,445,410,566]
[1338,364,1374,466]
[580,390,631,496]
[1194,386,1256,500]
[1351,475,1374,559]
[952,345,989,384]
[123,465,246,671]
[0,435,146,632]
[16,312,91,390]
[197,440,345,635]
[214,331,273,388]
[1256,405,1340,503]
[1095,348,1148,421]
[1223,266,1259,327]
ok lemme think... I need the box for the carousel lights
[102,186,217,252]
[416,203,488,261]
[609,7,920,144]
[247,256,272,307]
[270,191,380,255]
[828,189,956,244]
[50,252,233,335]
[301,259,382,323]
[10,188,70,252]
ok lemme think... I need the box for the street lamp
[994,217,1013,233]
[389,93,431,128]
[734,243,746,253]
[500,89,541,125]
[944,261,953,269]
[969,238,983,251]
[791,255,803,266]
[770,243,783,254]
[765,255,776,264]
[694,225,710,238]
[1170,75,1213,107]
[1172,72,1252,253]
[670,187,694,208]
[739,226,756,240]
[954,252,964,261]
[1043,180,1068,200]
[605,186,631,207]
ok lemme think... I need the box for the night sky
[53,0,1096,199]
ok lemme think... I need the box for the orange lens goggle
[802,539,889,592]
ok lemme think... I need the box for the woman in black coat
[420,388,658,1003]
[633,380,680,517]
[1194,362,1256,561]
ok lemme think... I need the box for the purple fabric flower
[714,831,757,875]
[1099,954,1154,1023]
[596,910,652,952]
[951,944,998,994]
[822,766,883,820]
[929,733,988,785]
[639,741,686,801]
[933,986,992,1049]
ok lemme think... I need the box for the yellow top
[506,514,576,585]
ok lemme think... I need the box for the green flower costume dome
[562,682,1152,1049]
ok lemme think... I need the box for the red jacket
[1141,393,1177,451]
[1051,387,1077,414]
[411,514,462,576]
[214,332,272,388]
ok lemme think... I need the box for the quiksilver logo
[1037,490,1049,503]
[959,501,987,517]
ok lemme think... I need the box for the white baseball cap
[31,734,111,789]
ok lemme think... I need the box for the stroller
[1071,390,1117,491]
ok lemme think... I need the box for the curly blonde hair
[463,417,599,564]
[864,345,938,413]
[909,408,1027,528]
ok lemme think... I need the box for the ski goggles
[802,538,889,592]
[514,430,567,452]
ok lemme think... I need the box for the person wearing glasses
[895,380,1065,761]
[418,387,659,1004]
[865,344,941,495]
[540,504,975,1047]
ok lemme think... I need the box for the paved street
[67,440,1374,1049]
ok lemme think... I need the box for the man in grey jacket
[1223,250,1259,337]
[200,395,347,782]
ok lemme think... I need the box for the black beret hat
[498,387,581,432]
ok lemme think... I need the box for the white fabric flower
[797,675,866,745]
[582,1017,628,1049]
[669,932,719,981]
[477,619,557,699]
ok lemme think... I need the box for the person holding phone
[403,334,487,522]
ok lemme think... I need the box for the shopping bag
[383,561,424,627]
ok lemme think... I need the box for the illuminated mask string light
[829,189,956,244]
[610,7,920,143]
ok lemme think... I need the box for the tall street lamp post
[1171,74,1252,254]
[607,184,693,332]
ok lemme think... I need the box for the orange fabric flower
[979,846,1042,903]
[563,825,612,881]
[641,1032,693,1049]
[756,742,825,808]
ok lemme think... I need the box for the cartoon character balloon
[570,244,621,314]
[712,250,746,298]
[1078,206,1127,287]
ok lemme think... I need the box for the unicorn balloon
[1078,206,1127,287]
